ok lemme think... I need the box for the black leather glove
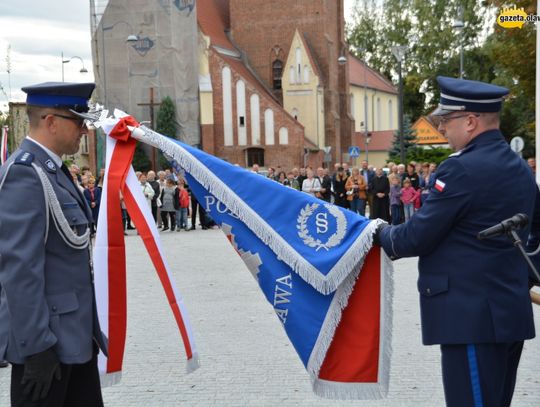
[21,347,62,401]
[372,222,389,246]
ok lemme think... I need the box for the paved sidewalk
[1,228,539,406]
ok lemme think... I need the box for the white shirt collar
[26,136,64,168]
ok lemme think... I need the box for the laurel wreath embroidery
[297,203,347,251]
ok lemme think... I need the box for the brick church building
[197,0,353,169]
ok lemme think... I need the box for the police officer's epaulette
[448,144,475,158]
[14,151,35,166]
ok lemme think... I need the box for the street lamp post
[355,47,371,163]
[453,7,465,79]
[61,52,88,82]
[391,45,407,165]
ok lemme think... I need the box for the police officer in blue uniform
[376,76,536,407]
[0,82,107,406]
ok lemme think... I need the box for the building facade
[197,0,352,169]
[349,56,398,169]
[91,0,397,171]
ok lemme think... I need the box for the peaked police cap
[432,76,509,116]
[22,82,95,119]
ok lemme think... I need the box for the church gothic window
[295,47,302,83]
[250,94,261,145]
[272,60,283,90]
[264,109,275,145]
[303,65,310,83]
[222,66,233,146]
[236,80,247,145]
[279,127,289,145]
[289,66,296,84]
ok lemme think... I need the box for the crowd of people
[252,160,441,225]
[67,165,215,235]
[73,156,537,236]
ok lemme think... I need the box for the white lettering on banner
[274,286,292,305]
[315,212,328,234]
[273,273,292,324]
[276,273,292,288]
[275,308,289,324]
[204,196,240,218]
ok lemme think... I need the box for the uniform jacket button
[52,306,57,312]
[20,340,26,346]
[71,217,77,222]
[426,288,431,295]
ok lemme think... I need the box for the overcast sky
[0,0,356,111]
[0,0,96,110]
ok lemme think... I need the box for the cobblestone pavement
[1,228,539,406]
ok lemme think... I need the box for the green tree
[389,115,417,163]
[155,96,178,170]
[349,0,537,155]
[348,0,483,118]
[482,0,536,155]
[133,144,151,172]
[403,70,426,122]
[407,146,453,165]
[348,0,482,78]
[428,45,499,113]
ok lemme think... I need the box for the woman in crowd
[159,177,177,231]
[406,162,420,190]
[301,168,322,197]
[345,167,367,216]
[277,171,288,185]
[332,167,349,208]
[139,173,155,208]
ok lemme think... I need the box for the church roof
[298,32,322,82]
[349,55,397,95]
[197,0,235,51]
[198,1,297,112]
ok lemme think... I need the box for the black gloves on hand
[372,222,390,246]
[21,347,62,401]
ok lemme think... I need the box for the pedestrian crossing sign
[348,146,361,158]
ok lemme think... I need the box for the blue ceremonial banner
[151,133,394,399]
[94,111,394,400]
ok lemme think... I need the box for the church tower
[228,0,352,163]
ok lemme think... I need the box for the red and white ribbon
[93,114,198,385]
